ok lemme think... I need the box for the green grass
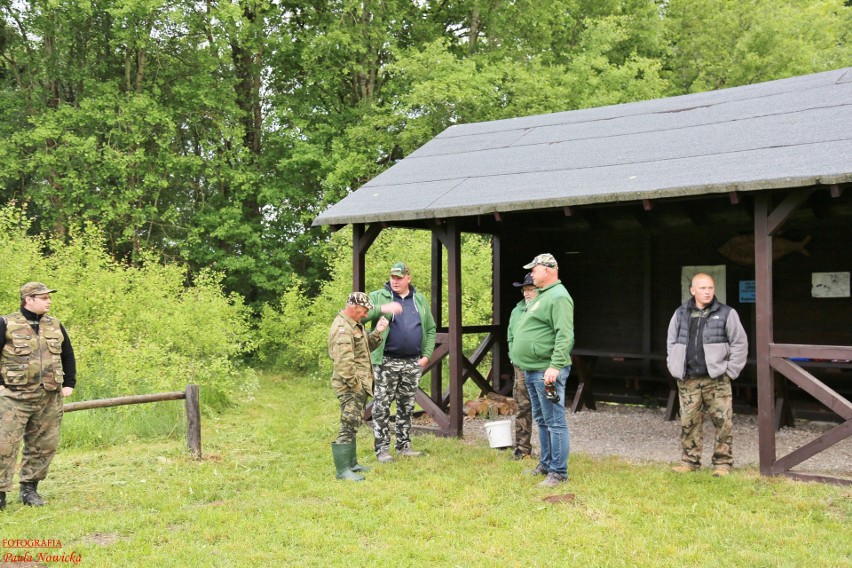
[1,373,850,567]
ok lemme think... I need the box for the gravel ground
[461,403,852,478]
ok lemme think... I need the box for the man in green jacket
[509,254,574,488]
[507,272,537,460]
[363,262,436,463]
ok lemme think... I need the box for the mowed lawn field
[1,374,850,567]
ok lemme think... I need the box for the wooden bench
[570,349,674,418]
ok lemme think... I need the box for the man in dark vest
[666,273,747,477]
[0,282,77,509]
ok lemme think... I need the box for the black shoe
[0,491,5,510]
[512,449,531,461]
[20,482,46,507]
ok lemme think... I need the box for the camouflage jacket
[328,311,384,395]
[1,312,65,392]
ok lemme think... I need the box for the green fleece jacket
[508,281,574,371]
[363,285,436,366]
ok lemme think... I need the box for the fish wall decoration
[718,235,811,265]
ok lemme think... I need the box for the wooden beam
[415,389,450,430]
[829,184,842,198]
[494,212,502,222]
[781,472,852,486]
[770,358,852,420]
[434,221,464,436]
[754,194,776,474]
[431,234,444,406]
[563,206,574,217]
[770,344,852,361]
[766,188,815,235]
[642,199,653,211]
[729,191,740,204]
[771,419,852,475]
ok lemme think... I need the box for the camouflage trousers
[0,388,64,491]
[676,375,733,469]
[512,366,532,455]
[336,387,368,444]
[372,356,421,453]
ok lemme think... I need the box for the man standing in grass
[364,262,436,463]
[666,273,748,477]
[510,254,574,488]
[0,282,77,510]
[328,292,388,481]
[507,272,537,461]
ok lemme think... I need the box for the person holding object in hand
[509,254,574,488]
[328,292,388,481]
[363,262,436,463]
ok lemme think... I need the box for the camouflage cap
[20,282,57,298]
[389,262,410,277]
[347,291,374,310]
[523,253,558,270]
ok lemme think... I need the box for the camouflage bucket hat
[523,253,558,270]
[347,291,374,310]
[389,262,410,277]
[20,281,57,298]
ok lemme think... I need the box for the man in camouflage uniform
[364,262,436,463]
[0,282,77,510]
[507,273,537,460]
[328,292,387,481]
[666,273,748,477]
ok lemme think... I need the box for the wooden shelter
[313,67,852,483]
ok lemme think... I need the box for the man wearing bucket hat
[509,254,574,488]
[0,282,77,509]
[328,292,389,481]
[507,273,537,460]
[363,262,436,463]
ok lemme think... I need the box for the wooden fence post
[185,384,202,459]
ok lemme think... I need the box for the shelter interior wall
[499,200,850,413]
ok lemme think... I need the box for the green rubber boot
[350,441,370,473]
[332,443,365,481]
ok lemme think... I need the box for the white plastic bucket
[484,419,513,449]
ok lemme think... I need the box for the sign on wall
[739,280,756,303]
[681,265,726,304]
[812,272,850,298]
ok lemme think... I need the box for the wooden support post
[754,195,776,474]
[185,384,202,459]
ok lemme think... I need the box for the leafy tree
[663,0,852,92]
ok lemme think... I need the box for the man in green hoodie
[509,254,574,488]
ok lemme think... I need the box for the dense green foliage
[0,0,849,307]
[257,228,494,379]
[0,204,256,411]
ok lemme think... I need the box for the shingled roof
[313,67,852,227]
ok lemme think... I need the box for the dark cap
[347,292,374,310]
[389,262,410,277]
[20,282,57,298]
[512,273,534,287]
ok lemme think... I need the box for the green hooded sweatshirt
[508,281,574,371]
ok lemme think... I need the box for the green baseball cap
[389,262,410,277]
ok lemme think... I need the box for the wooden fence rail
[64,384,202,459]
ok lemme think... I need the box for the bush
[257,227,495,384]
[0,204,257,420]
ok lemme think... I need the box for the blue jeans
[524,367,571,477]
